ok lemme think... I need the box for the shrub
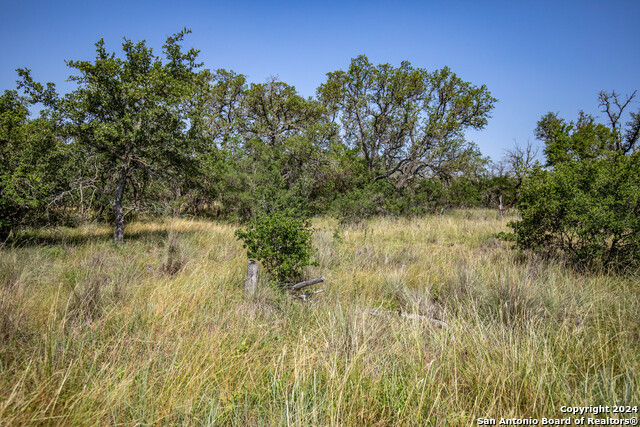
[235,210,316,284]
[509,152,640,271]
[332,185,385,224]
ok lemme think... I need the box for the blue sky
[2,0,639,160]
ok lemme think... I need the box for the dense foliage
[13,28,639,267]
[514,154,640,269]
[1,30,513,242]
[0,90,69,236]
[510,93,640,270]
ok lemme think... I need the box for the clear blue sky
[2,0,639,160]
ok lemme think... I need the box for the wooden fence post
[244,260,258,297]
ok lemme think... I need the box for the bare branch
[599,90,637,149]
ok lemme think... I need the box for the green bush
[510,152,640,271]
[331,183,386,223]
[235,210,316,284]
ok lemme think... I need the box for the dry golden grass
[0,211,638,425]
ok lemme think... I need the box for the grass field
[1,210,638,425]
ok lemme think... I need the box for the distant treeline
[3,30,637,260]
[0,30,521,240]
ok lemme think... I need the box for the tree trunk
[113,167,128,243]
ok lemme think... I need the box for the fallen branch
[291,276,325,291]
[292,289,325,302]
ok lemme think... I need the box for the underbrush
[0,212,638,425]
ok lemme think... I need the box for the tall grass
[0,212,638,425]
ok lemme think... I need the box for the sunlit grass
[1,211,638,425]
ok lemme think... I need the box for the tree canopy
[3,31,514,240]
[0,90,69,236]
[18,29,202,242]
[510,91,640,270]
[317,55,496,189]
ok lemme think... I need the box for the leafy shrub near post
[510,152,640,270]
[235,210,316,284]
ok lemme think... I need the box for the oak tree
[317,55,496,189]
[20,29,202,242]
